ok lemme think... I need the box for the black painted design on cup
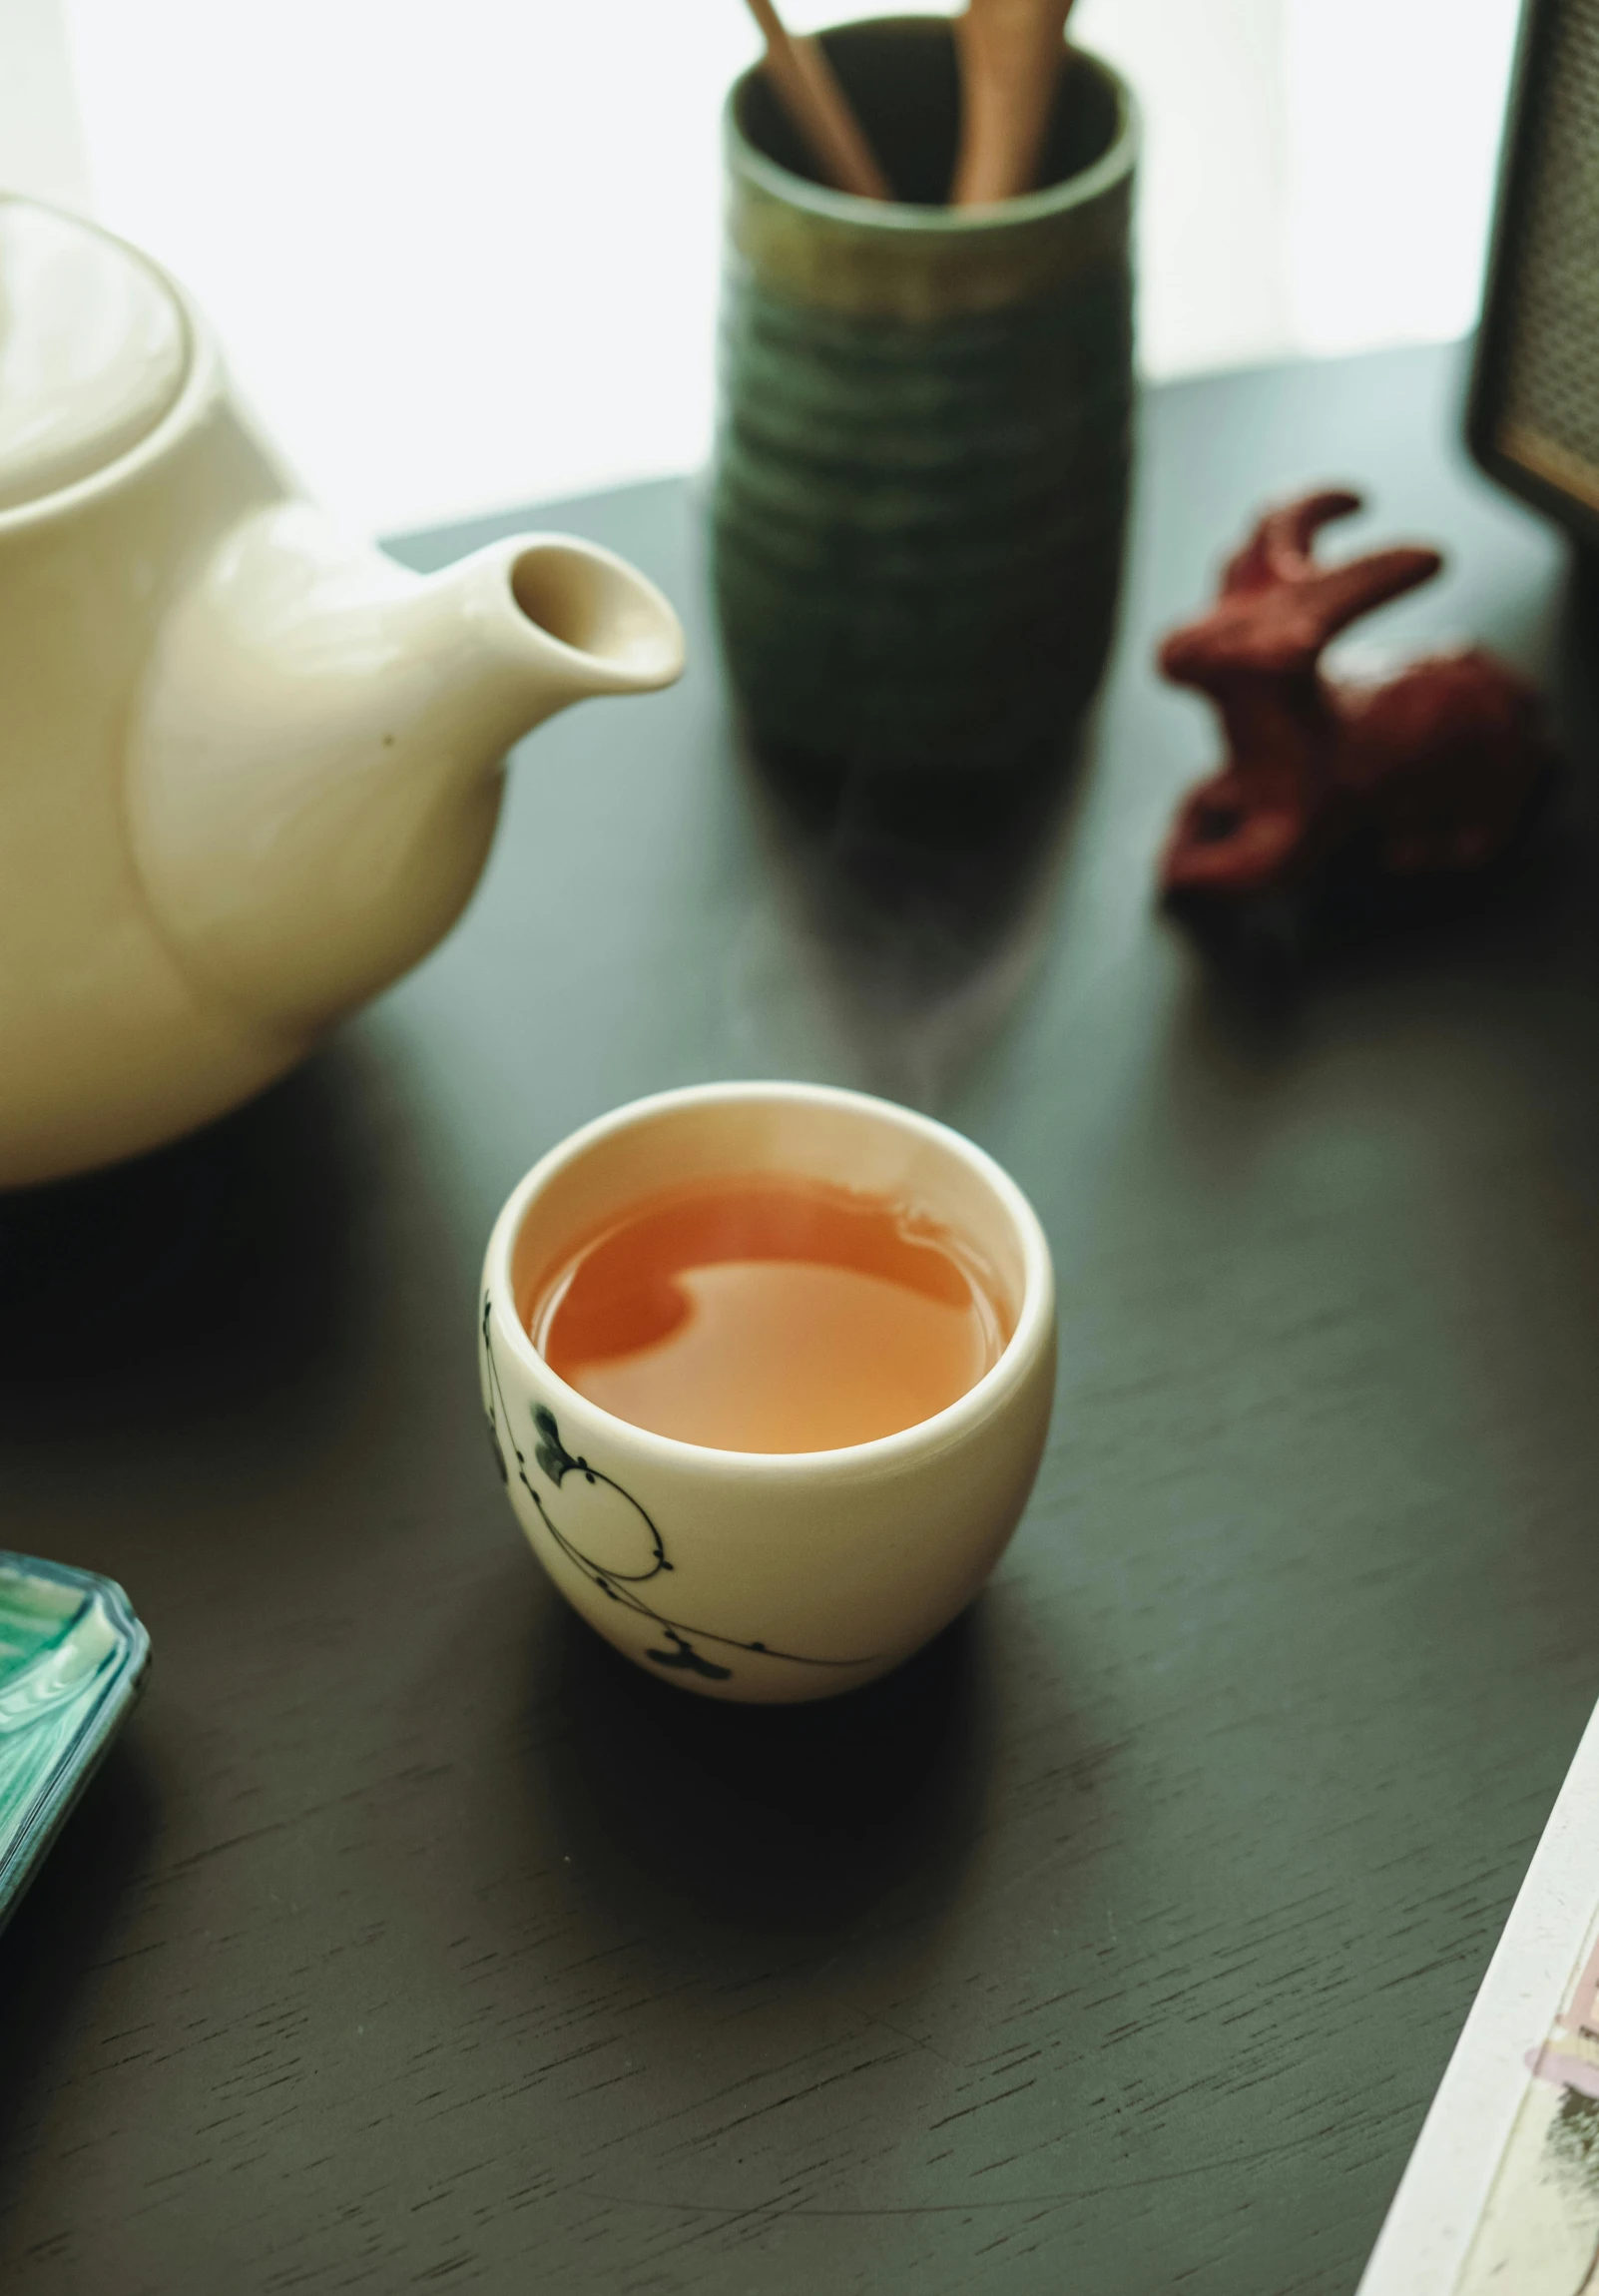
[481,1296,878,1682]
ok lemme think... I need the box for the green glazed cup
[713,16,1138,777]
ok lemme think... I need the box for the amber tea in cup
[483,1082,1057,1700]
[528,1173,1009,1453]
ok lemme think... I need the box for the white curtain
[3,0,1523,532]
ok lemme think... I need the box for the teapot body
[0,204,685,1190]
[0,307,305,1187]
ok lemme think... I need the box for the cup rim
[483,1080,1056,1479]
[723,21,1140,237]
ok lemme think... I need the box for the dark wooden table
[2,344,1596,2295]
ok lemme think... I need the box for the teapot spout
[500,536,687,701]
[128,505,685,1040]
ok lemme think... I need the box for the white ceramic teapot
[0,198,685,1189]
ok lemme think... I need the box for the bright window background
[3,0,1522,533]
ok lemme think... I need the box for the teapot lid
[0,201,190,514]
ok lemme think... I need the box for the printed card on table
[1362,1700,1599,2296]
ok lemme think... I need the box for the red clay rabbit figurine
[1157,489,1553,912]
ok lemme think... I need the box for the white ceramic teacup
[479,1082,1056,1703]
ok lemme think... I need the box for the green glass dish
[0,1552,149,1930]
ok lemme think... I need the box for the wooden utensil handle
[742,0,891,202]
[952,1,1071,207]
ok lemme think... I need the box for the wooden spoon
[951,0,1075,207]
[741,0,891,202]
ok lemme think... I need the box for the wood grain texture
[0,345,1593,2294]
